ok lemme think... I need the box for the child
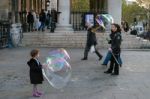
[27,49,44,97]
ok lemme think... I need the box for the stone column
[108,0,122,24]
[56,0,73,32]
[47,0,51,11]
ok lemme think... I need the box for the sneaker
[36,91,42,95]
[104,71,112,74]
[33,93,41,97]
[111,73,119,76]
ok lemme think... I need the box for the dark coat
[111,32,122,54]
[86,28,97,47]
[27,58,43,84]
[108,33,115,44]
[39,12,46,23]
[27,12,34,23]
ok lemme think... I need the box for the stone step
[20,32,150,49]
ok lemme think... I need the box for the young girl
[27,49,44,97]
[104,24,122,75]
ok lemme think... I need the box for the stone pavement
[0,48,150,99]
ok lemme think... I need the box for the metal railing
[0,21,10,48]
[71,11,108,31]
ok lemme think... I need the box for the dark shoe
[104,71,112,74]
[102,64,107,66]
[81,58,87,60]
[99,56,103,60]
[111,73,119,76]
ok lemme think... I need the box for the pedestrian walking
[32,10,37,31]
[38,9,46,32]
[46,10,52,29]
[34,14,41,31]
[27,11,34,32]
[50,9,57,32]
[81,23,103,60]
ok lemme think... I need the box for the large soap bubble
[49,48,70,60]
[97,14,114,31]
[100,14,114,24]
[43,49,71,89]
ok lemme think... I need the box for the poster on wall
[85,14,94,26]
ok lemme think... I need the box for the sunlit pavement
[0,48,150,99]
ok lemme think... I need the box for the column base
[55,24,74,33]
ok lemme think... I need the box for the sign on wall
[85,14,94,26]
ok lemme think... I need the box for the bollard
[10,23,22,47]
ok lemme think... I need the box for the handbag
[90,45,95,53]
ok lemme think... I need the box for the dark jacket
[111,32,122,54]
[108,33,115,44]
[86,28,97,47]
[27,12,34,23]
[27,58,43,84]
[39,12,46,23]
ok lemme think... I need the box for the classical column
[56,0,73,32]
[46,0,51,11]
[108,0,122,24]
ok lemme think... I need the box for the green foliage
[71,0,90,12]
[122,0,148,25]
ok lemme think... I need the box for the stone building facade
[0,0,122,27]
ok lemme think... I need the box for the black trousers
[28,23,33,32]
[107,54,120,74]
[83,45,102,59]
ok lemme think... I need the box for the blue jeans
[38,22,45,31]
[102,51,122,65]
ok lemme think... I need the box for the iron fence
[71,11,108,31]
[0,21,10,48]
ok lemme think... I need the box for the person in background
[27,11,34,32]
[38,9,46,32]
[46,10,52,29]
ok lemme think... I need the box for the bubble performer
[81,22,103,60]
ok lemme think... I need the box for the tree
[122,0,148,25]
[136,0,150,30]
[71,0,90,12]
[136,0,150,8]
